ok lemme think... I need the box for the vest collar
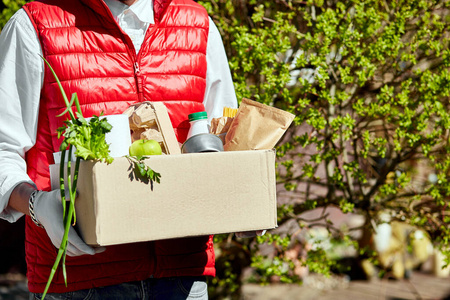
[153,0,171,21]
[80,0,172,22]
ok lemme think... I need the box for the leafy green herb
[127,155,161,187]
[40,56,113,299]
[57,113,114,164]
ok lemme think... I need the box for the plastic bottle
[187,111,209,139]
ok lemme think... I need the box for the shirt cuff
[0,206,24,223]
[0,180,35,223]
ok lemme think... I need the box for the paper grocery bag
[224,98,295,151]
[210,116,234,143]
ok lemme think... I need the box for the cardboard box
[50,150,277,246]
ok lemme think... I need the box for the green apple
[129,139,162,156]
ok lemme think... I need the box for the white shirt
[0,0,237,222]
[104,0,154,53]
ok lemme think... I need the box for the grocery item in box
[123,102,181,154]
[210,106,237,143]
[224,98,295,151]
[210,117,233,143]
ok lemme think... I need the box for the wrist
[8,182,36,216]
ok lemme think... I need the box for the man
[0,0,239,298]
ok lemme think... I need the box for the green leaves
[58,114,114,164]
[131,156,161,185]
[0,0,30,30]
[199,0,450,292]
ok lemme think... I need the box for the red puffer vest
[23,0,215,294]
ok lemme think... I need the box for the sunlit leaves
[201,0,450,292]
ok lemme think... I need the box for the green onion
[40,56,114,299]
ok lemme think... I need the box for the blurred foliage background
[0,0,26,28]
[2,0,450,299]
[200,0,450,298]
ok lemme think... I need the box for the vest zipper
[97,0,162,103]
[133,24,158,103]
[134,62,140,73]
[97,0,143,102]
[134,62,144,102]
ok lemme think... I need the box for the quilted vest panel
[23,0,214,293]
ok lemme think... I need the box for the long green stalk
[39,55,75,122]
[71,157,81,226]
[66,146,73,226]
[39,57,79,298]
[59,150,66,219]
[40,55,113,300]
[42,190,76,297]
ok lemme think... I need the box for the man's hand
[235,230,266,238]
[32,190,105,256]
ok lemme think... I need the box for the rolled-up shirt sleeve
[0,9,43,222]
